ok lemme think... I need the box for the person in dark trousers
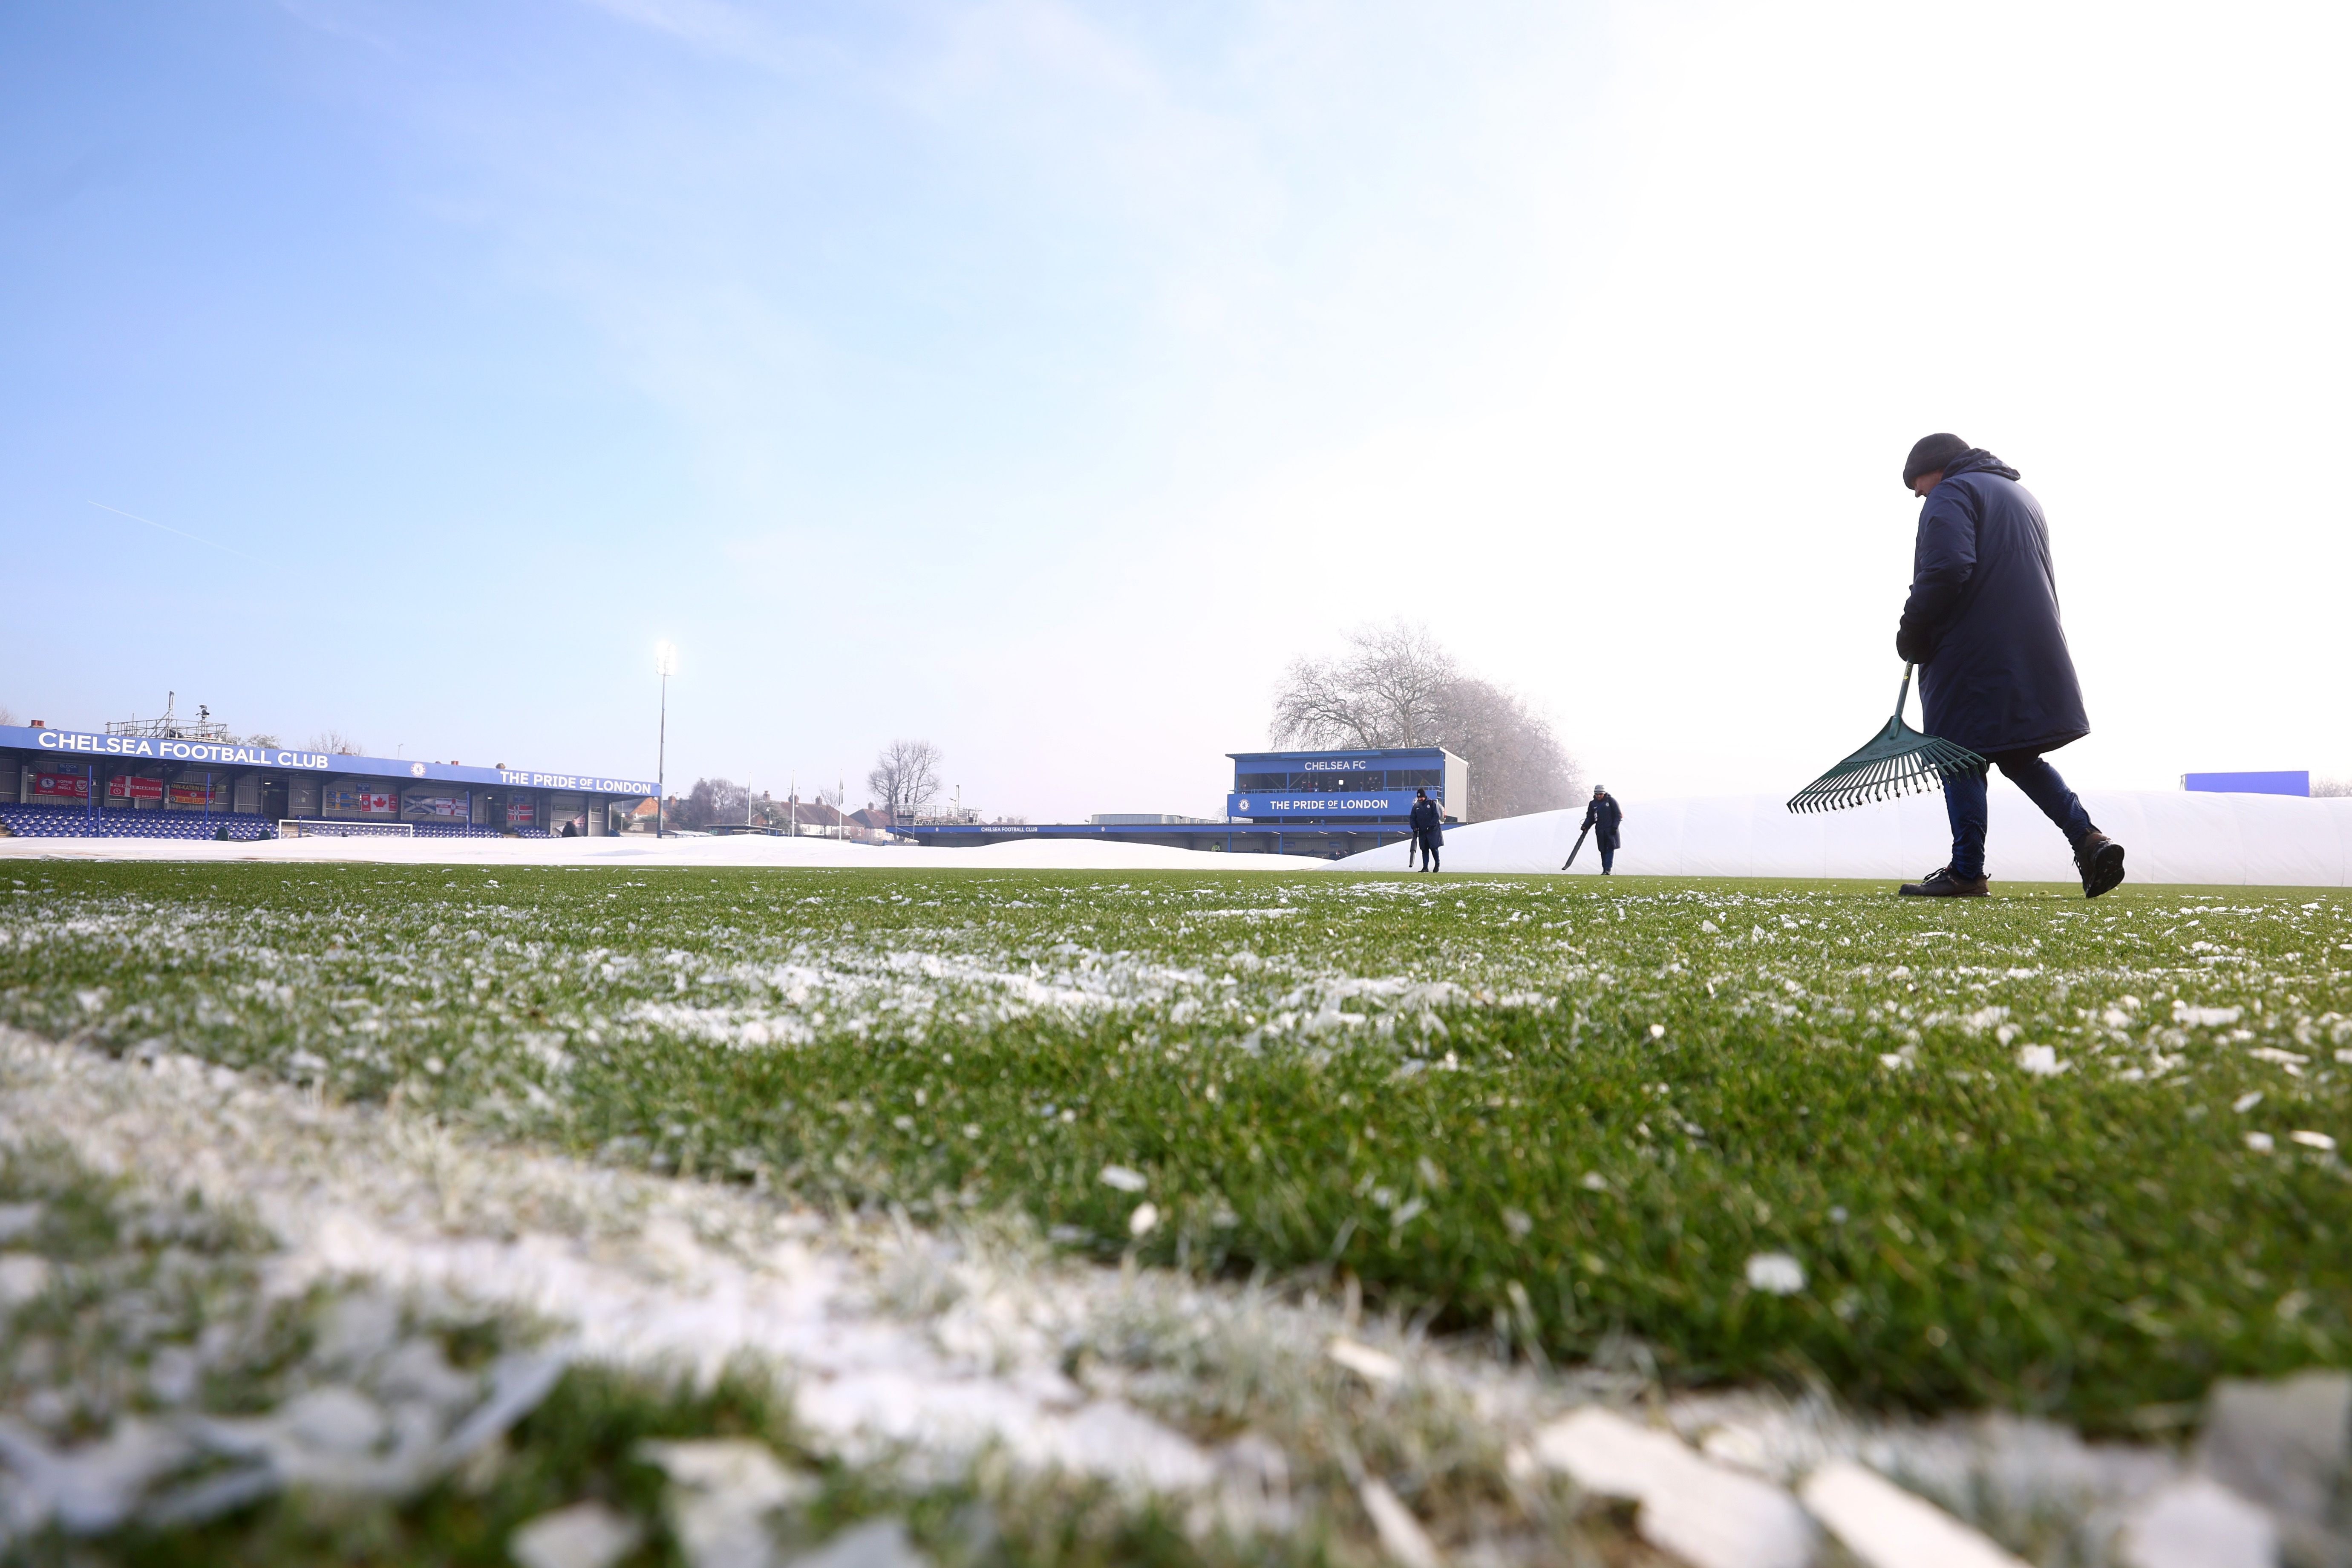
[1407,789,1443,871]
[1582,786,1623,874]
[1893,432,2126,899]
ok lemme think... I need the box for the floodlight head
[654,640,678,677]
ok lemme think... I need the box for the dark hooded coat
[1896,450,2089,756]
[1408,797,1443,844]
[1581,793,1621,850]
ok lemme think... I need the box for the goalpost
[278,820,416,839]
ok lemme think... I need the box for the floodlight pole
[654,642,677,838]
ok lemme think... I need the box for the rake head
[1786,715,1986,814]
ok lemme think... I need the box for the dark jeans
[1417,832,1441,871]
[1943,749,2095,880]
[1599,843,1615,873]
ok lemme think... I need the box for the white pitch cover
[1332,790,2352,887]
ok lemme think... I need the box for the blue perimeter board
[2182,771,2311,797]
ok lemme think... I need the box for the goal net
[279,820,416,839]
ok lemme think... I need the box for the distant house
[768,796,865,837]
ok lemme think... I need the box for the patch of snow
[0,1253,51,1308]
[1357,1478,1440,1568]
[1533,1407,1816,1568]
[788,1517,931,1568]
[510,1500,645,1568]
[2115,1476,2277,1568]
[639,1438,816,1568]
[1800,1460,2026,1568]
[1328,1339,1404,1386]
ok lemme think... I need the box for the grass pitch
[6,862,2349,1431]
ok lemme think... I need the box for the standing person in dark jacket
[1894,433,2125,899]
[1407,789,1443,872]
[1581,786,1623,875]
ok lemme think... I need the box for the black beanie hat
[1903,432,1970,488]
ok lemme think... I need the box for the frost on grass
[0,1137,562,1545]
[5,865,2352,1432]
[9,1023,2344,1566]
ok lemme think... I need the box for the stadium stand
[3,717,654,847]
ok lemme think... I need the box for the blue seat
[0,804,279,841]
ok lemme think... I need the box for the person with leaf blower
[1582,786,1623,875]
[1893,433,2125,899]
[1408,788,1443,872]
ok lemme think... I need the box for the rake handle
[1892,662,1915,724]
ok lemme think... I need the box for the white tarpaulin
[1332,790,2352,887]
[0,833,1307,873]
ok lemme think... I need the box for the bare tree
[2315,778,2352,798]
[867,739,943,824]
[0,706,16,727]
[1270,622,1580,823]
[1433,677,1582,821]
[1271,619,1456,748]
[308,730,365,755]
[681,778,749,830]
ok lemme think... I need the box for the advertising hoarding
[2182,771,2310,796]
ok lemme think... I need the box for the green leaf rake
[1786,663,1986,814]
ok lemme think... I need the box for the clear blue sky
[7,2,2349,819]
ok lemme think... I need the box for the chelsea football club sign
[0,724,655,797]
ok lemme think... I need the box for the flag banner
[326,787,399,816]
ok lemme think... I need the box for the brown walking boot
[2075,832,2126,898]
[1897,866,1989,897]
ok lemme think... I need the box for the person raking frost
[1893,432,2125,899]
[1581,786,1622,875]
[1408,788,1443,873]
